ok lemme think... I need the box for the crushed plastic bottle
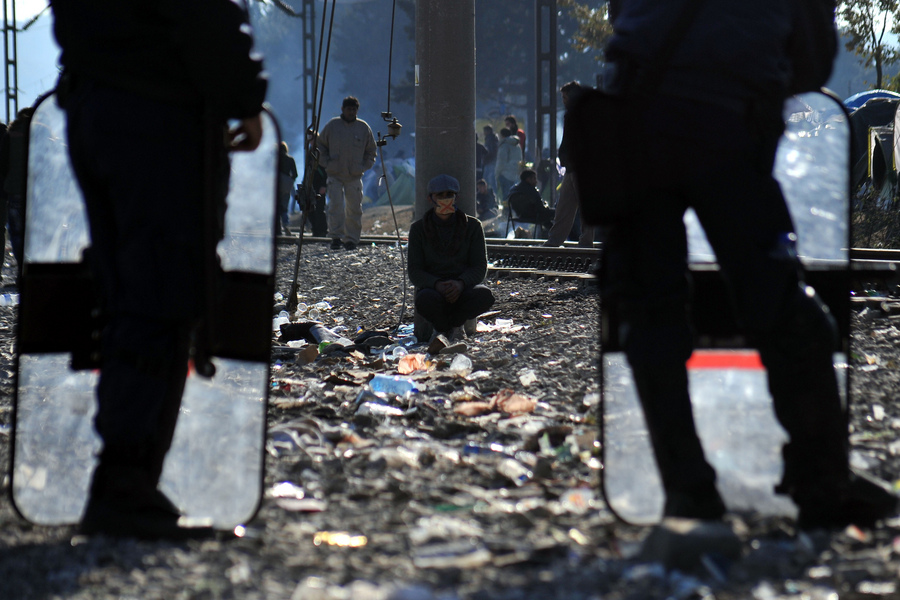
[272,310,290,331]
[369,373,418,398]
[395,323,415,337]
[357,402,406,417]
[411,539,492,569]
[0,293,19,307]
[397,335,419,347]
[463,441,512,457]
[496,458,533,486]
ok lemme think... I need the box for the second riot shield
[11,93,280,529]
[601,91,852,524]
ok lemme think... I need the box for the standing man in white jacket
[317,96,377,250]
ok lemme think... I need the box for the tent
[848,97,899,190]
[844,89,900,111]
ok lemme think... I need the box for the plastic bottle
[496,458,533,486]
[272,311,290,331]
[369,373,418,398]
[0,293,19,307]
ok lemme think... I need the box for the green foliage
[884,73,900,92]
[838,0,900,88]
[557,0,614,59]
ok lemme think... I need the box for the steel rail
[276,233,900,279]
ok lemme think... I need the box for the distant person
[495,128,521,201]
[582,0,899,527]
[504,115,526,157]
[304,130,328,238]
[277,141,298,236]
[482,125,499,193]
[0,120,8,284]
[536,147,553,197]
[408,174,495,345]
[475,135,487,181]
[507,169,554,234]
[475,178,497,221]
[1,107,35,278]
[544,81,594,247]
[318,96,376,251]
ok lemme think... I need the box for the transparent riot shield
[601,91,851,524]
[12,93,279,529]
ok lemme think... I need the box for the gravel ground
[1,242,900,600]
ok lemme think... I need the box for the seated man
[409,174,495,343]
[475,178,498,221]
[507,169,555,233]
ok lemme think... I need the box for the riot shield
[601,91,851,524]
[11,93,279,529]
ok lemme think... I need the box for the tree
[557,0,614,60]
[838,0,900,89]
[474,0,605,124]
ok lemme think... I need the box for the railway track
[277,233,601,278]
[277,233,900,281]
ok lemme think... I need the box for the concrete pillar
[415,0,476,219]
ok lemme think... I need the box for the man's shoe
[426,332,449,355]
[795,470,899,530]
[330,238,342,250]
[439,341,467,354]
[344,241,357,251]
[663,488,726,521]
[79,489,216,541]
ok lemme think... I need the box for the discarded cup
[448,354,473,375]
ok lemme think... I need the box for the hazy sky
[9,2,59,106]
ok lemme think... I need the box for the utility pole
[415,0,476,219]
[300,0,316,132]
[535,0,558,205]
[2,0,17,124]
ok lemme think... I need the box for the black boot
[79,461,215,540]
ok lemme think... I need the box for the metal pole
[2,0,17,124]
[301,0,316,132]
[415,0,476,219]
[535,0,557,205]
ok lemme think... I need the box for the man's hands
[435,279,464,303]
[228,114,263,152]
